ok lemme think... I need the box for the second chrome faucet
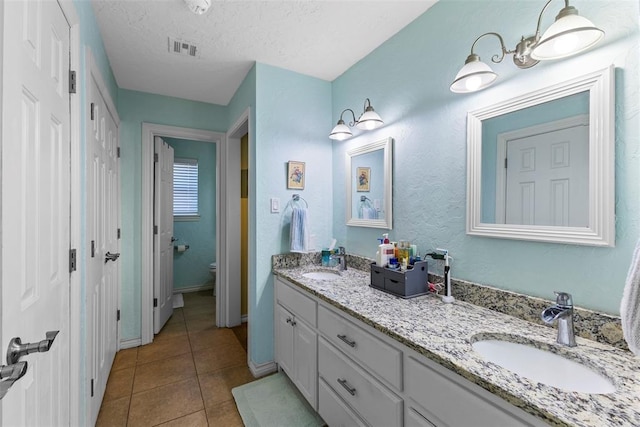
[541,291,576,347]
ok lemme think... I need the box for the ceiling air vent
[168,37,198,57]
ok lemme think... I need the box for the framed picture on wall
[356,167,370,192]
[287,161,305,189]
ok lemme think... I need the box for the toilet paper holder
[174,244,190,251]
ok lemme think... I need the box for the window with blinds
[173,158,199,218]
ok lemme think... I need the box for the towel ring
[291,194,308,208]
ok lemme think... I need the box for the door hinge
[91,240,95,258]
[154,153,159,163]
[69,248,77,272]
[117,309,121,321]
[117,228,121,239]
[153,225,158,235]
[90,103,95,121]
[153,298,158,308]
[117,147,121,158]
[90,379,94,397]
[69,70,77,94]
[504,158,508,169]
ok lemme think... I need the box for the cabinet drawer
[318,337,402,427]
[318,305,402,389]
[405,356,544,427]
[276,278,316,327]
[318,378,367,427]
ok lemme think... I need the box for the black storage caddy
[370,260,429,298]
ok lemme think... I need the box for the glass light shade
[450,55,498,93]
[329,122,353,140]
[356,109,383,130]
[531,11,604,60]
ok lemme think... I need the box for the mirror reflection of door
[496,115,589,226]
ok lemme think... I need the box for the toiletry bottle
[379,233,394,267]
[376,238,384,266]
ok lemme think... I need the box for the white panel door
[1,1,71,424]
[154,137,174,333]
[86,60,120,424]
[505,124,589,226]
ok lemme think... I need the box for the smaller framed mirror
[346,137,393,229]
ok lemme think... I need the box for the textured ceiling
[92,0,438,105]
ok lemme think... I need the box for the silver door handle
[0,361,28,400]
[105,252,120,263]
[7,331,59,365]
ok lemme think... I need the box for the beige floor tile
[183,304,216,319]
[165,309,185,326]
[137,334,191,365]
[185,316,217,333]
[95,395,130,427]
[155,321,188,342]
[199,365,255,409]
[189,328,239,352]
[128,378,204,426]
[206,400,244,427]
[112,347,138,371]
[133,353,197,394]
[103,367,135,403]
[193,340,247,375]
[156,410,208,427]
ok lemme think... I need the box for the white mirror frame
[466,66,615,246]
[346,137,393,229]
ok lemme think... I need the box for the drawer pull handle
[337,378,356,396]
[337,334,356,348]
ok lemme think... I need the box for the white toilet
[209,262,217,295]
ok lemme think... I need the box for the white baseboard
[241,314,248,323]
[248,359,278,378]
[120,338,142,349]
[173,284,213,294]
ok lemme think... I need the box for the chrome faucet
[541,291,576,347]
[331,246,347,271]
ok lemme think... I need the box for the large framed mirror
[346,137,393,229]
[466,66,614,246]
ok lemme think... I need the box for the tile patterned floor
[96,291,252,426]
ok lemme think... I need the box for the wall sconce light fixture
[329,98,384,140]
[450,0,604,94]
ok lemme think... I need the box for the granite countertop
[273,263,640,427]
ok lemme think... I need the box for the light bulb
[552,33,579,55]
[465,75,482,92]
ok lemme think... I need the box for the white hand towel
[621,236,640,355]
[290,207,309,253]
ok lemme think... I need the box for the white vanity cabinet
[274,278,318,409]
[274,275,550,427]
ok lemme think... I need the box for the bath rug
[232,372,324,427]
[172,293,184,308]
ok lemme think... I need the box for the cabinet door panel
[294,319,317,409]
[276,278,317,326]
[276,305,294,376]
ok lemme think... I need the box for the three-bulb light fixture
[329,98,384,140]
[450,0,604,94]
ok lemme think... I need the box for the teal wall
[164,138,217,291]
[481,92,589,222]
[252,63,333,364]
[117,89,227,341]
[332,0,640,315]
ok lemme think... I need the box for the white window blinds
[173,158,198,216]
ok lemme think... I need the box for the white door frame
[141,124,226,344]
[225,109,250,329]
[55,1,82,425]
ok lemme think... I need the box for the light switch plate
[270,197,280,213]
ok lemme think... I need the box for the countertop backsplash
[272,252,627,351]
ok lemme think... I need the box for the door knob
[7,330,59,365]
[105,252,120,263]
[0,361,28,400]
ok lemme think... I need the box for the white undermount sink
[302,271,341,281]
[471,338,616,394]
